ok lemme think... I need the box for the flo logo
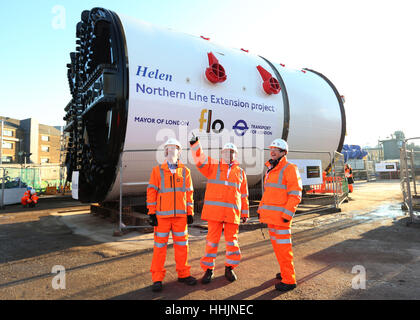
[198,109,248,136]
[232,120,249,136]
[199,109,224,133]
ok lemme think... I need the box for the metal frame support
[401,137,420,225]
[115,150,157,235]
[410,149,418,196]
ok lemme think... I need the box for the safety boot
[275,282,297,292]
[152,281,163,292]
[225,266,237,282]
[201,269,214,284]
[178,276,197,286]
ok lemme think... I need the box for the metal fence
[366,160,377,181]
[0,164,67,193]
[346,159,376,181]
[400,137,420,225]
[300,150,348,213]
[113,148,349,232]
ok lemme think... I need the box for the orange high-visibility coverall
[258,156,302,285]
[21,190,30,205]
[191,140,249,271]
[147,160,194,283]
[345,167,354,193]
[21,190,39,206]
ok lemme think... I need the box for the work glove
[242,217,248,223]
[187,215,194,225]
[283,218,290,223]
[149,214,158,227]
[189,135,199,146]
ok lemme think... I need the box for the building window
[1,156,13,163]
[2,129,13,137]
[41,135,50,142]
[41,145,50,152]
[41,158,50,164]
[2,142,13,149]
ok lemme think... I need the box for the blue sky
[1,0,419,147]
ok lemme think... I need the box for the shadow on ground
[306,216,420,299]
[0,215,99,264]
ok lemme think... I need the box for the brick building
[0,116,62,164]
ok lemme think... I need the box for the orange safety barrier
[45,186,58,195]
[306,172,343,194]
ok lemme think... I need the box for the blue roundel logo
[232,120,249,136]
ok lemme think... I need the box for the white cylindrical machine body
[102,14,345,201]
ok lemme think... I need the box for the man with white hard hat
[258,138,302,292]
[146,137,197,292]
[190,135,249,284]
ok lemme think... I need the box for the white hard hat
[222,142,238,153]
[164,138,182,149]
[269,138,288,152]
[30,189,36,195]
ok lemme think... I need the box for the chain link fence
[0,164,68,193]
[345,159,376,181]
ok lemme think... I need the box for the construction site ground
[0,179,419,301]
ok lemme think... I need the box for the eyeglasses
[270,148,286,153]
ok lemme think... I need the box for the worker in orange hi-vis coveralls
[345,164,354,193]
[190,135,249,284]
[21,188,31,207]
[258,138,302,292]
[147,138,197,292]
[21,187,39,207]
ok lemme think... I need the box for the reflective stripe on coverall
[191,140,249,270]
[258,156,302,284]
[147,160,194,282]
